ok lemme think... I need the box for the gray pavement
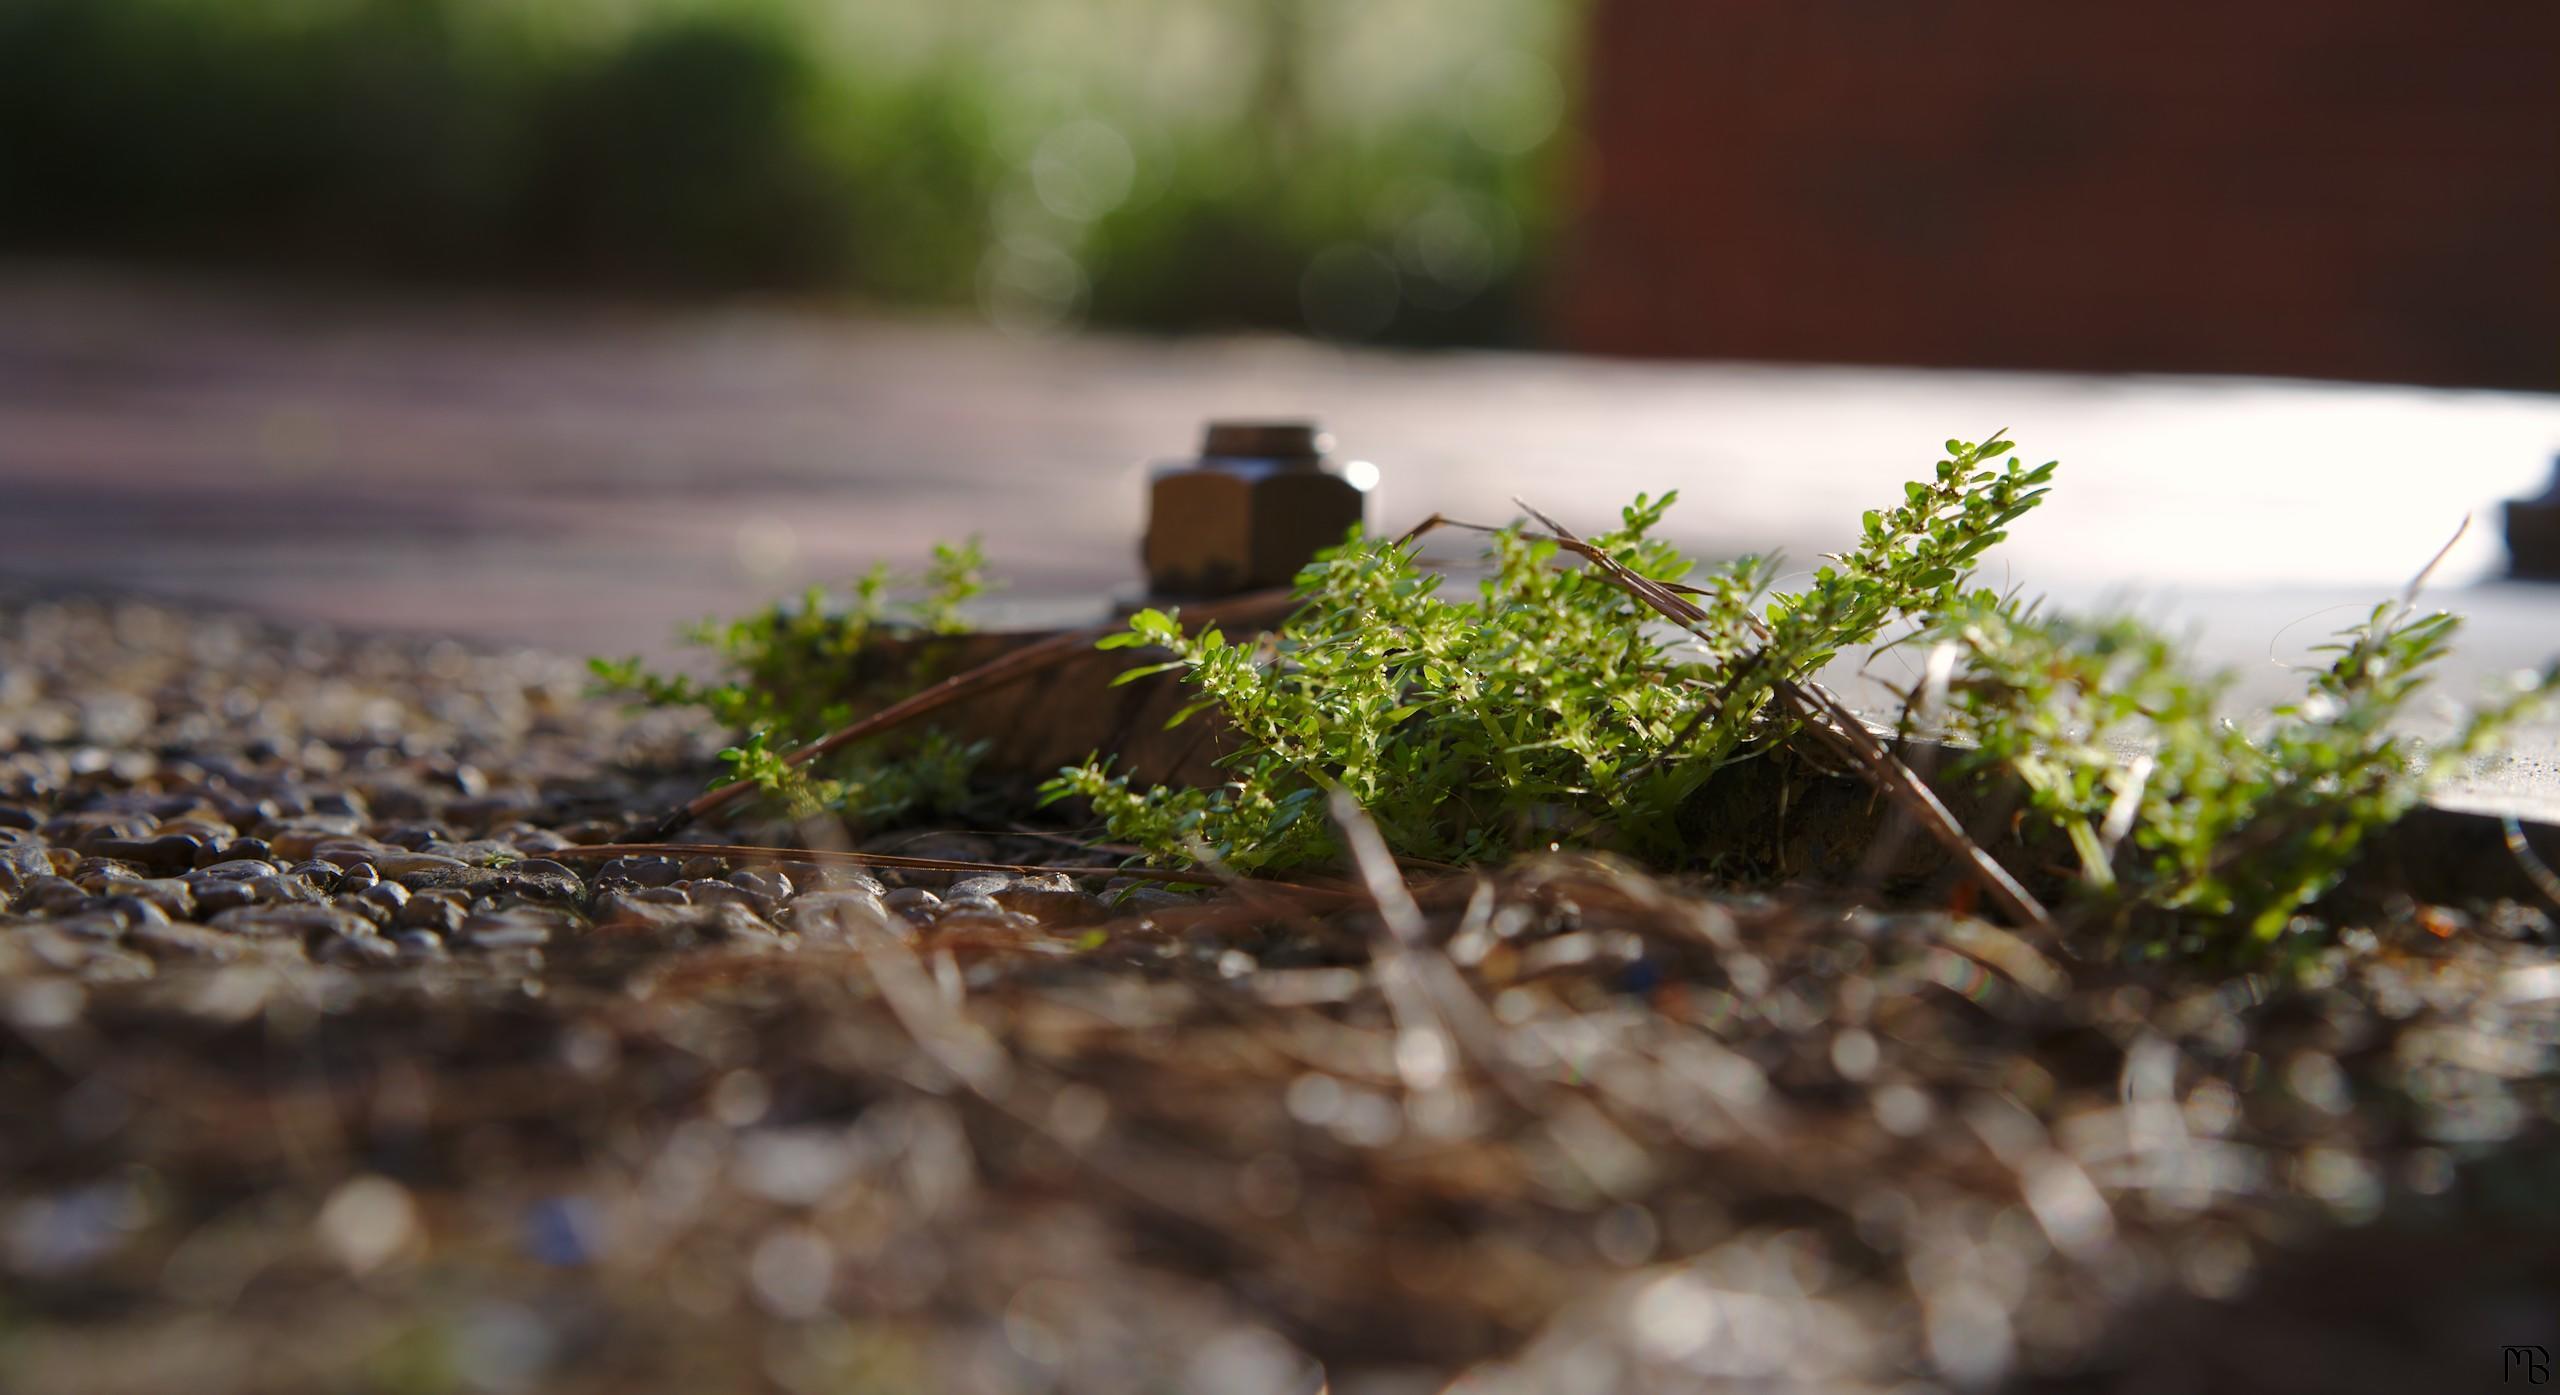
[4,263,2558,813]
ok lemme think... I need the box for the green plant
[710,725,984,825]
[585,435,2553,957]
[590,538,993,824]
[1046,435,2555,955]
[1045,437,2054,871]
[1932,594,2560,946]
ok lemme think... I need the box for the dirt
[4,587,2560,1394]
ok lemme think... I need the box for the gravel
[3,587,2559,1394]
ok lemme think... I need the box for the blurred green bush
[0,0,1576,342]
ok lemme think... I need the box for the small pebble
[242,874,320,906]
[783,889,894,940]
[690,880,769,913]
[371,851,469,880]
[94,895,172,930]
[207,837,273,867]
[377,824,454,851]
[938,905,1040,932]
[989,875,1104,925]
[315,932,399,967]
[210,903,375,944]
[882,887,942,924]
[397,894,470,936]
[91,833,204,875]
[20,876,95,917]
[52,912,131,943]
[598,855,681,889]
[73,862,145,895]
[805,868,887,899]
[183,880,259,915]
[124,879,197,920]
[128,920,270,963]
[458,910,563,950]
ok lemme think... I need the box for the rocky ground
[4,585,2560,1394]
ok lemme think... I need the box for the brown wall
[1557,1,2560,388]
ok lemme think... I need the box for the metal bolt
[1142,419,1373,596]
[1201,421,1325,460]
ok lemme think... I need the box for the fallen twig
[638,588,1299,838]
[639,625,1108,838]
[538,841,1241,888]
[1396,506,2055,933]
[640,509,2046,932]
[2504,814,2560,911]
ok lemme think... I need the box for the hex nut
[1142,421,1371,596]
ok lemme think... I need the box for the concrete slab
[3,263,2555,814]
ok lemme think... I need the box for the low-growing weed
[590,539,993,825]
[1045,439,2555,954]
[1044,438,2054,871]
[1932,593,2559,947]
[588,440,2555,957]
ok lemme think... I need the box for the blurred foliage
[0,0,1577,342]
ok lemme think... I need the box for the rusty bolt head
[1143,419,1372,596]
